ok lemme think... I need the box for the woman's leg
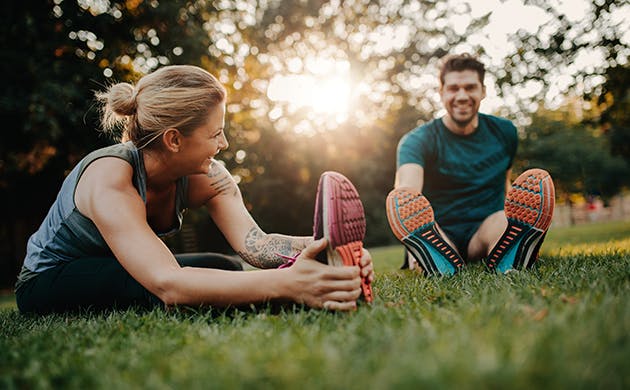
[16,256,161,314]
[174,253,243,271]
[17,252,243,314]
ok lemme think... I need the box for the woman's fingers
[288,239,367,310]
[299,238,328,260]
[323,287,362,302]
[323,299,358,312]
[315,279,362,296]
[360,248,375,282]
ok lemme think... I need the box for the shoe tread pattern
[386,188,464,276]
[486,169,555,271]
[314,171,372,302]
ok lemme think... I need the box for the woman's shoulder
[76,143,136,185]
[74,155,139,220]
[83,141,137,164]
[186,160,239,208]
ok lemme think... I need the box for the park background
[1,0,629,289]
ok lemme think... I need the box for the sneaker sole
[316,172,373,302]
[386,188,464,276]
[485,169,555,272]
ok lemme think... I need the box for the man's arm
[505,168,513,198]
[395,163,425,191]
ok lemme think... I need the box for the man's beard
[451,113,476,128]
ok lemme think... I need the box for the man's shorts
[401,220,483,269]
[441,221,484,260]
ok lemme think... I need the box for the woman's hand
[285,238,362,311]
[359,248,374,285]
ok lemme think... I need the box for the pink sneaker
[313,171,373,302]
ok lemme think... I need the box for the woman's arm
[74,158,360,310]
[190,161,374,284]
[188,161,312,268]
[236,227,311,268]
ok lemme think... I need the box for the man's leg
[466,210,508,262]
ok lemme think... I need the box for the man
[386,53,555,275]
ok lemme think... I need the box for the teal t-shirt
[397,113,518,229]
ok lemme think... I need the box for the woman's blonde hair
[96,65,226,149]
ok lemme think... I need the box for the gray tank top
[16,142,188,289]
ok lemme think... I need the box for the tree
[1,1,110,286]
[4,0,626,288]
[598,65,630,163]
[0,0,233,283]
[491,0,630,164]
[514,107,630,201]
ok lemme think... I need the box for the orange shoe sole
[486,169,555,272]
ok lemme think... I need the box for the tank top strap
[76,141,147,201]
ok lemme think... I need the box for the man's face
[440,70,486,127]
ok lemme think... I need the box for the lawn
[1,220,629,389]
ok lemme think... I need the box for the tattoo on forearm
[236,227,299,268]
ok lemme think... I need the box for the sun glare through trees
[266,57,353,134]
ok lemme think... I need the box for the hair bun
[108,83,137,116]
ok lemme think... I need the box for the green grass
[1,221,629,389]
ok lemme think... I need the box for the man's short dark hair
[438,53,485,86]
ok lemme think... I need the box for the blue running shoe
[485,169,555,273]
[386,188,465,276]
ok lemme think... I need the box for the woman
[16,65,373,314]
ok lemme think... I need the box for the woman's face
[181,102,228,175]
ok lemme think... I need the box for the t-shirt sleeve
[487,115,518,169]
[505,121,518,168]
[397,126,431,168]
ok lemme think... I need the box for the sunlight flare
[266,58,353,122]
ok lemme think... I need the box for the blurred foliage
[514,105,630,201]
[1,0,629,286]
[493,0,629,161]
[495,0,628,104]
[598,65,630,163]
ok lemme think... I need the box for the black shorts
[16,253,243,314]
[402,221,483,268]
[440,221,484,260]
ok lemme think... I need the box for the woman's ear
[162,128,181,152]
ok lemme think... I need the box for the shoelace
[276,252,301,269]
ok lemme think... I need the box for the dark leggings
[16,253,243,314]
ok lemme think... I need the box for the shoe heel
[335,241,373,303]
